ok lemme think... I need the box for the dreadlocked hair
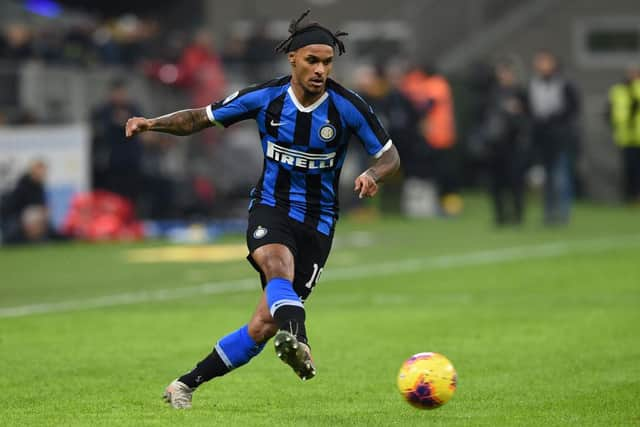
[274,9,348,55]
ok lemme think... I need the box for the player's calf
[170,324,265,408]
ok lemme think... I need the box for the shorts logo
[253,226,268,239]
[319,124,336,142]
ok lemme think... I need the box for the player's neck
[290,79,326,107]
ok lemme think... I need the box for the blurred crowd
[1,11,639,245]
[353,49,584,228]
[0,18,157,66]
[0,16,279,77]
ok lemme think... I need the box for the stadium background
[2,0,640,228]
[1,1,639,426]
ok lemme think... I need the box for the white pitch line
[325,235,640,282]
[1,235,638,319]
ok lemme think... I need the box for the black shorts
[246,204,334,301]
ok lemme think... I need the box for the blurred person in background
[245,21,276,82]
[31,24,66,64]
[139,134,178,219]
[355,63,429,216]
[145,28,226,146]
[0,24,33,61]
[462,61,496,184]
[357,64,424,179]
[529,50,580,225]
[178,29,227,115]
[62,21,95,66]
[147,28,226,114]
[401,63,460,215]
[607,66,640,203]
[0,160,61,244]
[91,79,144,205]
[484,59,530,226]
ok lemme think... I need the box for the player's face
[290,44,334,95]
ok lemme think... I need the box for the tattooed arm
[354,144,401,199]
[125,107,212,138]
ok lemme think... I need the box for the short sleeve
[342,90,393,158]
[207,88,264,128]
[207,77,290,128]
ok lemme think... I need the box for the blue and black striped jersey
[206,76,392,235]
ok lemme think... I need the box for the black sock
[178,348,230,389]
[273,305,308,345]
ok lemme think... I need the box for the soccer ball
[397,352,457,409]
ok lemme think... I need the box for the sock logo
[253,226,268,239]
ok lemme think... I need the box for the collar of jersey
[287,86,329,113]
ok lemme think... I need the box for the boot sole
[273,330,316,381]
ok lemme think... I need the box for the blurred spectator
[484,60,530,226]
[357,64,425,178]
[140,135,178,219]
[31,25,65,63]
[244,22,275,82]
[62,22,95,66]
[463,61,496,160]
[0,160,61,244]
[355,64,435,216]
[401,63,459,214]
[221,31,248,73]
[91,80,144,205]
[112,15,160,66]
[529,50,580,225]
[145,28,226,145]
[607,66,640,203]
[176,29,226,109]
[1,24,33,61]
[0,14,162,68]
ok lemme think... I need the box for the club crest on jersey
[319,124,336,142]
[266,141,336,169]
[253,226,268,239]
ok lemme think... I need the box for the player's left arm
[354,144,400,199]
[345,91,400,199]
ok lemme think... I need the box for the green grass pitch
[1,196,639,426]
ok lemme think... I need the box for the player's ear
[288,52,296,67]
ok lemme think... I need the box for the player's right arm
[125,108,211,138]
[126,78,288,138]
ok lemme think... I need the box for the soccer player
[125,10,400,409]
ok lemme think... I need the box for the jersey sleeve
[206,86,267,128]
[344,91,393,158]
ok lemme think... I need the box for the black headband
[275,9,348,55]
[287,26,336,52]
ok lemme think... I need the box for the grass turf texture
[1,196,639,426]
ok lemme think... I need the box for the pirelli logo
[266,141,336,169]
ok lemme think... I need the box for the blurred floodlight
[24,0,61,18]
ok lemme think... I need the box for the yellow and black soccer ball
[397,352,457,409]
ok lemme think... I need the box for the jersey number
[304,263,324,289]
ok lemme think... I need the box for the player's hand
[354,170,378,199]
[125,117,151,138]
